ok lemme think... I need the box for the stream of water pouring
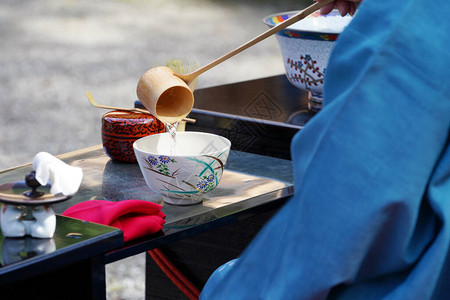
[164,121,179,155]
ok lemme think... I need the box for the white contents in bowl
[288,14,353,33]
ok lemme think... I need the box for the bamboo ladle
[137,0,334,123]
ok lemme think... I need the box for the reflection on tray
[1,237,56,266]
[163,168,294,232]
[202,169,291,209]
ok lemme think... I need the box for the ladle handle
[188,0,334,79]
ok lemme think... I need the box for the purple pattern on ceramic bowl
[134,132,231,206]
[264,10,353,112]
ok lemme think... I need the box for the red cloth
[62,200,166,242]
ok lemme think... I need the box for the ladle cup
[137,66,194,124]
[137,0,334,123]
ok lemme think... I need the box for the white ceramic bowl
[133,132,231,205]
[264,10,352,111]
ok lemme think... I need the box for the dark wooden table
[0,75,308,299]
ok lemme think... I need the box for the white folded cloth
[32,152,83,196]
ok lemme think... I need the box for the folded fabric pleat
[62,199,166,242]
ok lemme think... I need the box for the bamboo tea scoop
[137,0,334,123]
[86,91,195,123]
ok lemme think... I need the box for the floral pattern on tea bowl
[133,132,231,205]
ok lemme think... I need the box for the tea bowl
[133,132,231,205]
[102,111,165,162]
[264,10,352,112]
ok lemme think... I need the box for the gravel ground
[1,0,308,299]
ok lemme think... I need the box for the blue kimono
[201,0,450,299]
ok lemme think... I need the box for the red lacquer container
[101,111,165,162]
